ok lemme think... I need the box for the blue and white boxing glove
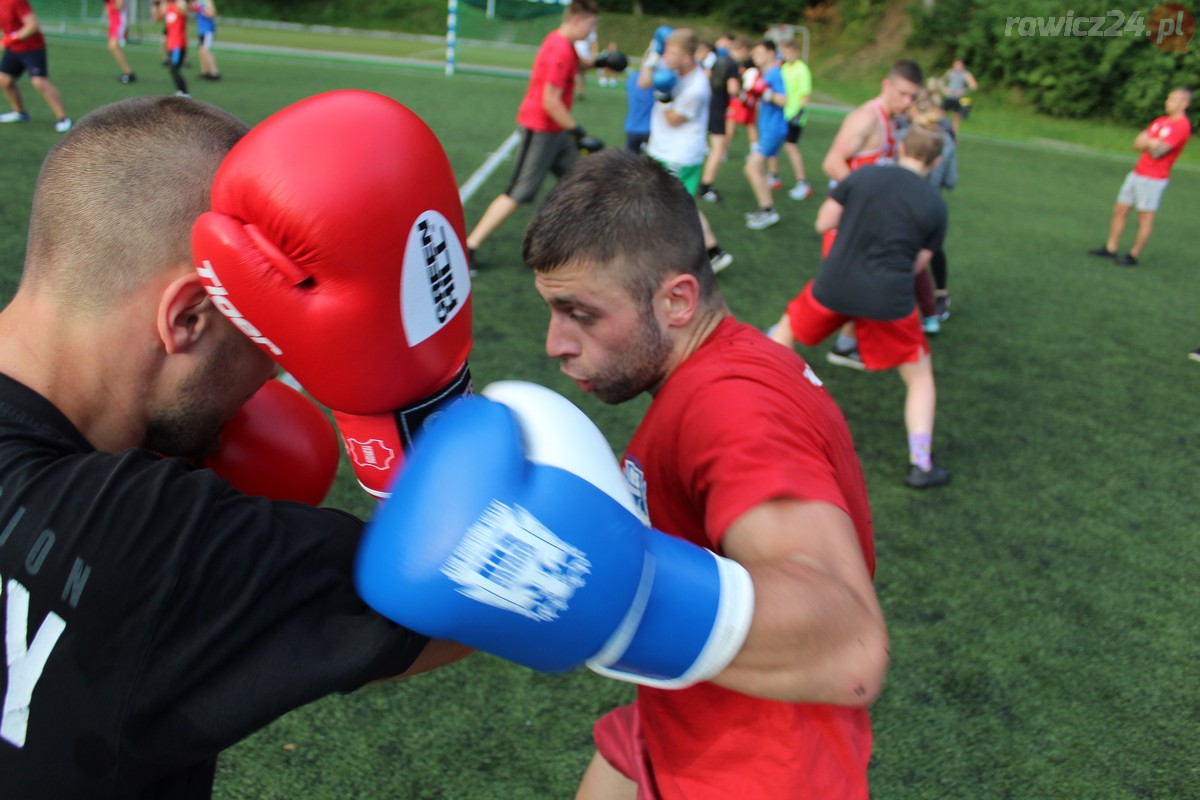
[354,381,755,688]
[652,67,679,104]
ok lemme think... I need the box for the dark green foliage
[910,1,1200,126]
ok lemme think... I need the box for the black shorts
[505,127,579,204]
[944,97,969,117]
[0,48,49,79]
[786,119,805,145]
[708,95,729,136]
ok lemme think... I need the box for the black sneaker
[119,72,136,84]
[905,464,951,489]
[826,346,865,370]
[1087,245,1116,258]
[1115,253,1138,266]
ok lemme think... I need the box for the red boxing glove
[201,379,341,505]
[192,90,473,499]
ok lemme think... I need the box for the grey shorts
[506,127,579,204]
[1116,172,1168,212]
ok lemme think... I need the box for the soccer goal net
[30,0,162,42]
[446,0,566,75]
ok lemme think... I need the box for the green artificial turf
[1,31,1196,800]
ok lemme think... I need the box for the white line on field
[460,130,521,204]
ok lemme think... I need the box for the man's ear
[659,272,701,329]
[156,272,215,355]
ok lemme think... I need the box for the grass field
[2,31,1198,799]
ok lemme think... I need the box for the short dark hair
[568,0,598,16]
[889,59,924,87]
[755,39,777,54]
[25,96,247,310]
[523,149,719,309]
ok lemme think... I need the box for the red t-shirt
[621,317,875,800]
[516,29,577,133]
[0,0,46,52]
[1133,115,1191,180]
[163,1,187,50]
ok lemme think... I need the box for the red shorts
[785,282,928,371]
[594,703,658,799]
[726,97,757,127]
[108,13,128,42]
[821,228,837,258]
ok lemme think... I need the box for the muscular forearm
[814,198,843,233]
[712,557,889,705]
[822,151,851,183]
[542,89,576,132]
[11,14,40,38]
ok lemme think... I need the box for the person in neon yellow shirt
[771,38,813,200]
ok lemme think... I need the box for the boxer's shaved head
[23,96,248,313]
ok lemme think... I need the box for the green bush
[909,0,1199,126]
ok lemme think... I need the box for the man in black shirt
[768,122,951,488]
[0,95,468,799]
[697,34,747,203]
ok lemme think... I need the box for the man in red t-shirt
[525,148,888,799]
[0,0,72,131]
[466,0,599,269]
[152,0,189,96]
[1089,87,1192,267]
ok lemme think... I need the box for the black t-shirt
[813,165,948,320]
[0,373,429,799]
[709,53,738,115]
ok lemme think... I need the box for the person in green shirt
[772,37,813,200]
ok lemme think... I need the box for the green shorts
[653,159,703,196]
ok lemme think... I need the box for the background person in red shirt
[152,0,189,97]
[105,0,135,83]
[1089,87,1192,267]
[465,0,600,268]
[0,0,71,131]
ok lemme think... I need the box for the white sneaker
[710,250,733,273]
[788,181,813,200]
[745,209,780,230]
[0,111,30,123]
[175,91,191,98]
[54,117,72,133]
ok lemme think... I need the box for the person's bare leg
[466,194,519,251]
[768,313,795,347]
[30,76,66,120]
[698,209,717,250]
[701,132,728,187]
[1105,202,1132,254]
[1128,211,1155,258]
[744,152,772,209]
[1,75,24,114]
[108,38,133,75]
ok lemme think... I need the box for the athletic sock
[908,433,933,472]
[699,183,711,195]
[706,245,721,259]
[835,333,857,351]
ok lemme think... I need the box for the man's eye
[569,311,594,325]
